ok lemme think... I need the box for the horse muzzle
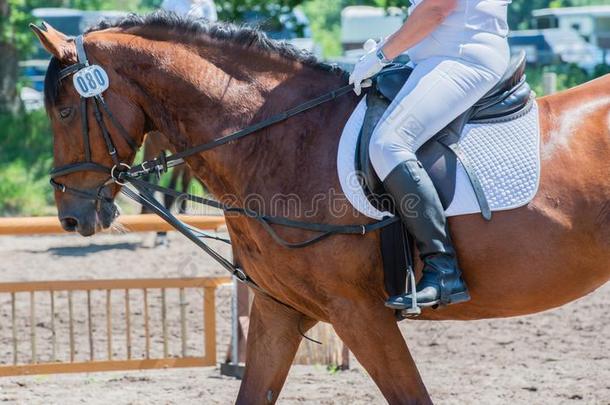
[57,193,119,236]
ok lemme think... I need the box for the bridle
[49,35,138,207]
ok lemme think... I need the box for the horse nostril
[60,217,78,232]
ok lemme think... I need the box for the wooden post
[125,289,131,360]
[204,287,216,364]
[30,292,36,364]
[50,291,56,362]
[223,281,349,373]
[11,293,17,365]
[180,288,187,357]
[143,289,150,359]
[68,291,75,363]
[106,290,112,360]
[161,288,168,358]
[87,290,94,361]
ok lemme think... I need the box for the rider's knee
[369,127,417,180]
[368,129,390,178]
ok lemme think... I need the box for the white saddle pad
[337,96,541,220]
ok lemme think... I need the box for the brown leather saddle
[356,50,532,220]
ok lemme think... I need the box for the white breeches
[369,32,510,180]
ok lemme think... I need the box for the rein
[127,177,397,248]
[51,34,398,299]
[126,84,356,175]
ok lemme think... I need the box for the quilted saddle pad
[337,96,541,220]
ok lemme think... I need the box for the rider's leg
[369,57,503,308]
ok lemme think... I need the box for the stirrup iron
[401,266,421,317]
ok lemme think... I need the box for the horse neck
[106,33,354,206]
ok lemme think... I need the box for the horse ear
[30,22,75,62]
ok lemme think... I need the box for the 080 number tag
[73,65,109,98]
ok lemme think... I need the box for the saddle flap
[356,93,393,210]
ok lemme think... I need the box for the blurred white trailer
[341,6,404,52]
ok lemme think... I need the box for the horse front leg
[329,296,431,405]
[237,294,317,405]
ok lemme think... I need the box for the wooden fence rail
[0,215,350,373]
[0,214,225,235]
[0,277,231,377]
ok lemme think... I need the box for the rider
[349,0,511,308]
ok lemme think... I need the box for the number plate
[73,65,109,98]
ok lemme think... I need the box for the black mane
[87,11,333,70]
[44,11,341,108]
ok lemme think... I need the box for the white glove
[349,40,389,96]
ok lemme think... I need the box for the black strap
[122,181,267,293]
[97,96,138,151]
[122,179,331,312]
[439,140,492,221]
[127,177,399,249]
[81,97,91,161]
[59,63,86,80]
[50,179,112,202]
[92,98,120,165]
[128,84,355,175]
[50,162,111,178]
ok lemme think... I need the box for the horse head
[31,22,148,236]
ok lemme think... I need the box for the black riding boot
[383,160,470,309]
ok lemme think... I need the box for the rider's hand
[349,40,390,96]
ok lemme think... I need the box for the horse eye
[59,107,72,119]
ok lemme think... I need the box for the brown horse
[33,14,609,404]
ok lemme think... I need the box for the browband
[58,35,89,81]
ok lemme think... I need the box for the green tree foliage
[139,0,163,10]
[0,110,54,215]
[0,0,40,114]
[3,0,141,57]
